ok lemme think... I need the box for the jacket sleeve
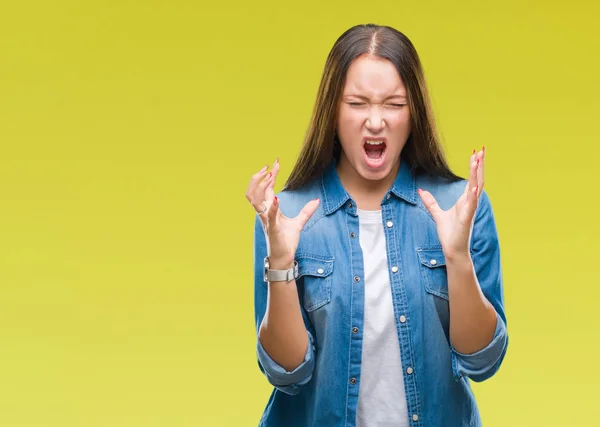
[450,190,509,382]
[253,215,316,395]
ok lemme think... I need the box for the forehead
[343,54,405,97]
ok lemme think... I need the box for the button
[399,315,406,323]
[391,266,398,273]
[317,268,324,274]
[430,259,437,266]
[386,193,391,200]
[350,377,356,384]
[412,414,419,422]
[348,202,353,208]
[406,367,413,374]
[386,221,393,228]
[354,276,360,282]
[352,327,359,334]
[350,232,356,238]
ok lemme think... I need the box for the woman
[245,23,508,427]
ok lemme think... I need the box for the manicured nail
[476,159,480,166]
[475,186,479,193]
[315,198,320,202]
[274,196,278,204]
[417,188,422,193]
[275,157,279,164]
[261,165,268,172]
[473,149,476,155]
[482,146,485,152]
[266,172,272,180]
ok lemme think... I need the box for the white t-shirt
[356,208,409,427]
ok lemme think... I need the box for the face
[336,54,411,185]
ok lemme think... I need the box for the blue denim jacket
[253,159,508,426]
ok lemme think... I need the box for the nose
[366,106,385,132]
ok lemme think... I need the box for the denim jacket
[253,159,508,426]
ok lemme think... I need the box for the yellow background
[1,1,598,426]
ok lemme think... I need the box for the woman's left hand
[418,147,485,258]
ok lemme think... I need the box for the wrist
[443,249,471,265]
[268,255,295,270]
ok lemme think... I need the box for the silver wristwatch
[263,256,299,283]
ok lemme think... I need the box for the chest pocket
[296,254,334,312]
[416,246,448,300]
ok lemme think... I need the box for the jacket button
[352,327,359,334]
[350,232,356,238]
[386,221,393,228]
[350,377,356,384]
[391,266,398,273]
[399,315,406,323]
[354,276,360,282]
[430,259,437,266]
[317,268,324,274]
[412,414,419,421]
[406,367,413,374]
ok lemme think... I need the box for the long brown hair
[283,24,462,191]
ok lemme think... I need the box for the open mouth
[363,140,387,167]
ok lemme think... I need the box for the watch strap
[264,257,299,282]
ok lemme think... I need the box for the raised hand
[245,159,320,268]
[417,147,486,258]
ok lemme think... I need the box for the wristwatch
[263,256,299,283]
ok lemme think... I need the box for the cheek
[387,111,412,132]
[337,110,363,134]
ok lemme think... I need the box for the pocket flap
[416,247,446,268]
[296,254,334,277]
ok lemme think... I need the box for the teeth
[365,140,384,146]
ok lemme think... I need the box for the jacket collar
[320,157,418,215]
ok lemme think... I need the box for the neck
[336,155,400,210]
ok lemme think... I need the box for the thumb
[267,196,280,231]
[295,198,320,229]
[417,189,443,222]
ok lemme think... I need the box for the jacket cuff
[451,311,508,382]
[256,330,315,395]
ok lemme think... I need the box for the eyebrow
[344,94,407,100]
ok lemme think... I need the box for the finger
[464,184,480,220]
[417,189,443,222]
[476,146,485,197]
[462,149,477,196]
[255,170,275,204]
[245,164,270,205]
[465,149,478,196]
[267,195,280,232]
[265,158,280,202]
[295,198,320,229]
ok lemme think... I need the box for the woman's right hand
[245,158,320,268]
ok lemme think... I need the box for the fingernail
[267,172,272,180]
[475,186,479,192]
[261,165,268,171]
[417,188,422,193]
[476,159,480,166]
[482,146,485,152]
[315,198,320,202]
[275,157,279,164]
[274,196,279,204]
[473,149,476,155]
